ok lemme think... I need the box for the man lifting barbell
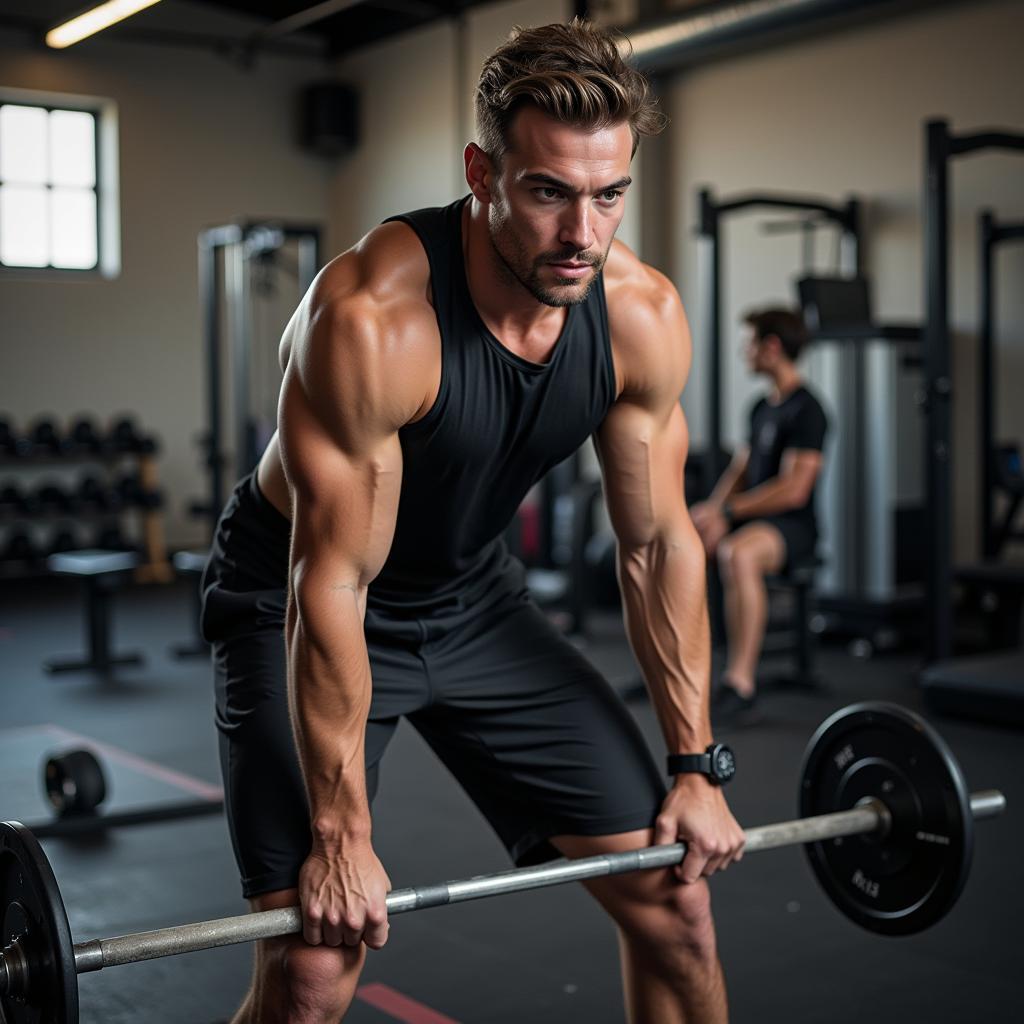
[202,19,744,1023]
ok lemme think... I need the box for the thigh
[768,516,816,570]
[720,521,786,576]
[413,601,666,867]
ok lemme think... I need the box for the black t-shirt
[746,385,828,535]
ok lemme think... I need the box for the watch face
[711,744,736,782]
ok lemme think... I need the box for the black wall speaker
[300,82,359,157]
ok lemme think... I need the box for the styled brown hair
[475,18,666,163]
[743,308,811,362]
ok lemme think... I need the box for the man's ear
[465,143,495,203]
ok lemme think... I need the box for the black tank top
[369,196,616,613]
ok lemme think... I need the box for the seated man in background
[691,308,828,724]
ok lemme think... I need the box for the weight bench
[761,555,824,690]
[44,549,145,675]
[169,549,210,659]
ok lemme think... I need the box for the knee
[723,544,762,584]
[662,880,717,958]
[281,942,361,1018]
[619,876,718,966]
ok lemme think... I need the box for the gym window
[0,90,120,277]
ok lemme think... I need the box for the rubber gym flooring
[1,577,1019,1023]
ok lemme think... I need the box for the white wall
[0,30,331,547]
[666,0,1024,560]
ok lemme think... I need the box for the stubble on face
[487,204,608,308]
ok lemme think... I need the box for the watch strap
[666,752,712,776]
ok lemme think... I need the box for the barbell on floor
[0,703,1008,1024]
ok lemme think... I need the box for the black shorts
[201,474,666,899]
[736,515,817,571]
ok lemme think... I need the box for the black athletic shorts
[736,514,817,571]
[201,474,666,899]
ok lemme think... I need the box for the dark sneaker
[711,683,760,727]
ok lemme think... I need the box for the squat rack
[922,119,1024,662]
[978,209,1024,561]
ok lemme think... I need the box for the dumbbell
[0,484,23,510]
[44,749,108,818]
[114,473,161,509]
[0,419,31,459]
[30,418,71,456]
[2,529,38,563]
[1,483,39,516]
[34,482,79,514]
[68,417,106,455]
[115,472,142,505]
[47,525,79,556]
[77,476,123,513]
[107,417,158,455]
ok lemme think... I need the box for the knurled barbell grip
[54,789,1001,978]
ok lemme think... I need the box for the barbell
[0,703,1007,1023]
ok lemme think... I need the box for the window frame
[0,86,120,280]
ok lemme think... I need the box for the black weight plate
[43,751,107,818]
[799,702,973,936]
[0,822,78,1023]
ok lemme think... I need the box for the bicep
[278,304,407,593]
[281,380,403,597]
[779,449,823,499]
[598,269,697,546]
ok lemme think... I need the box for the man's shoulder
[602,242,690,405]
[313,219,432,316]
[604,241,687,355]
[792,384,827,420]
[288,221,439,421]
[604,240,680,319]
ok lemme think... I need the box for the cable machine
[192,221,322,529]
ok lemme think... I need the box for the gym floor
[1,577,1019,1024]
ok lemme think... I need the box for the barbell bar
[58,791,1004,978]
[0,703,1009,1024]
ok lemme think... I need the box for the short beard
[488,216,606,308]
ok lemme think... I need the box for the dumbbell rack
[0,417,173,584]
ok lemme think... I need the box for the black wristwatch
[666,743,736,785]
[721,502,735,527]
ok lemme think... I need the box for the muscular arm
[275,232,436,947]
[598,263,743,882]
[728,448,822,520]
[596,276,711,754]
[280,290,411,845]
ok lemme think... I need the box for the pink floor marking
[357,983,462,1024]
[39,723,224,801]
